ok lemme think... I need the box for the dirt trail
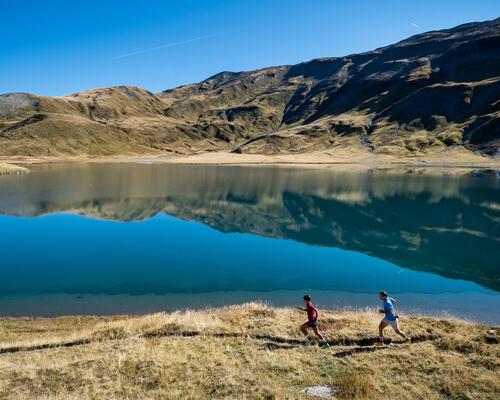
[0,329,441,356]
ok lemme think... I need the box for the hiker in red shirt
[298,295,329,348]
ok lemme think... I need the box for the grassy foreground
[0,303,498,399]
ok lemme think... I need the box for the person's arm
[297,306,306,311]
[380,303,393,315]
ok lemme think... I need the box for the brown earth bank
[0,163,29,175]
[0,149,499,170]
[0,19,499,162]
[0,303,498,399]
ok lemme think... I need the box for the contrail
[410,22,421,29]
[112,32,224,59]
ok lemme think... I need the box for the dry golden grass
[0,303,498,399]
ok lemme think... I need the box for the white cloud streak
[112,32,224,59]
[410,22,422,29]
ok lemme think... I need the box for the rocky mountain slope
[0,19,499,159]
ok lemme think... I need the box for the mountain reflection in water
[0,163,498,292]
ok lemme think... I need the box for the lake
[0,163,499,324]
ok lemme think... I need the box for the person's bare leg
[391,319,409,340]
[313,326,325,341]
[393,323,410,340]
[379,320,388,342]
[394,328,408,339]
[300,323,315,346]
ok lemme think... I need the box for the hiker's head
[379,291,388,300]
[303,294,311,304]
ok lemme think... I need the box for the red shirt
[306,302,317,319]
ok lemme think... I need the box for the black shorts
[307,318,318,328]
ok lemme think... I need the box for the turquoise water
[0,164,498,322]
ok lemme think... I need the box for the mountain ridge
[1,18,499,159]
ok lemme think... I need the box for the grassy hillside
[0,303,498,399]
[0,19,499,160]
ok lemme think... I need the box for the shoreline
[1,290,499,325]
[1,150,499,171]
[0,163,29,175]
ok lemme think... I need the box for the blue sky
[1,0,499,96]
